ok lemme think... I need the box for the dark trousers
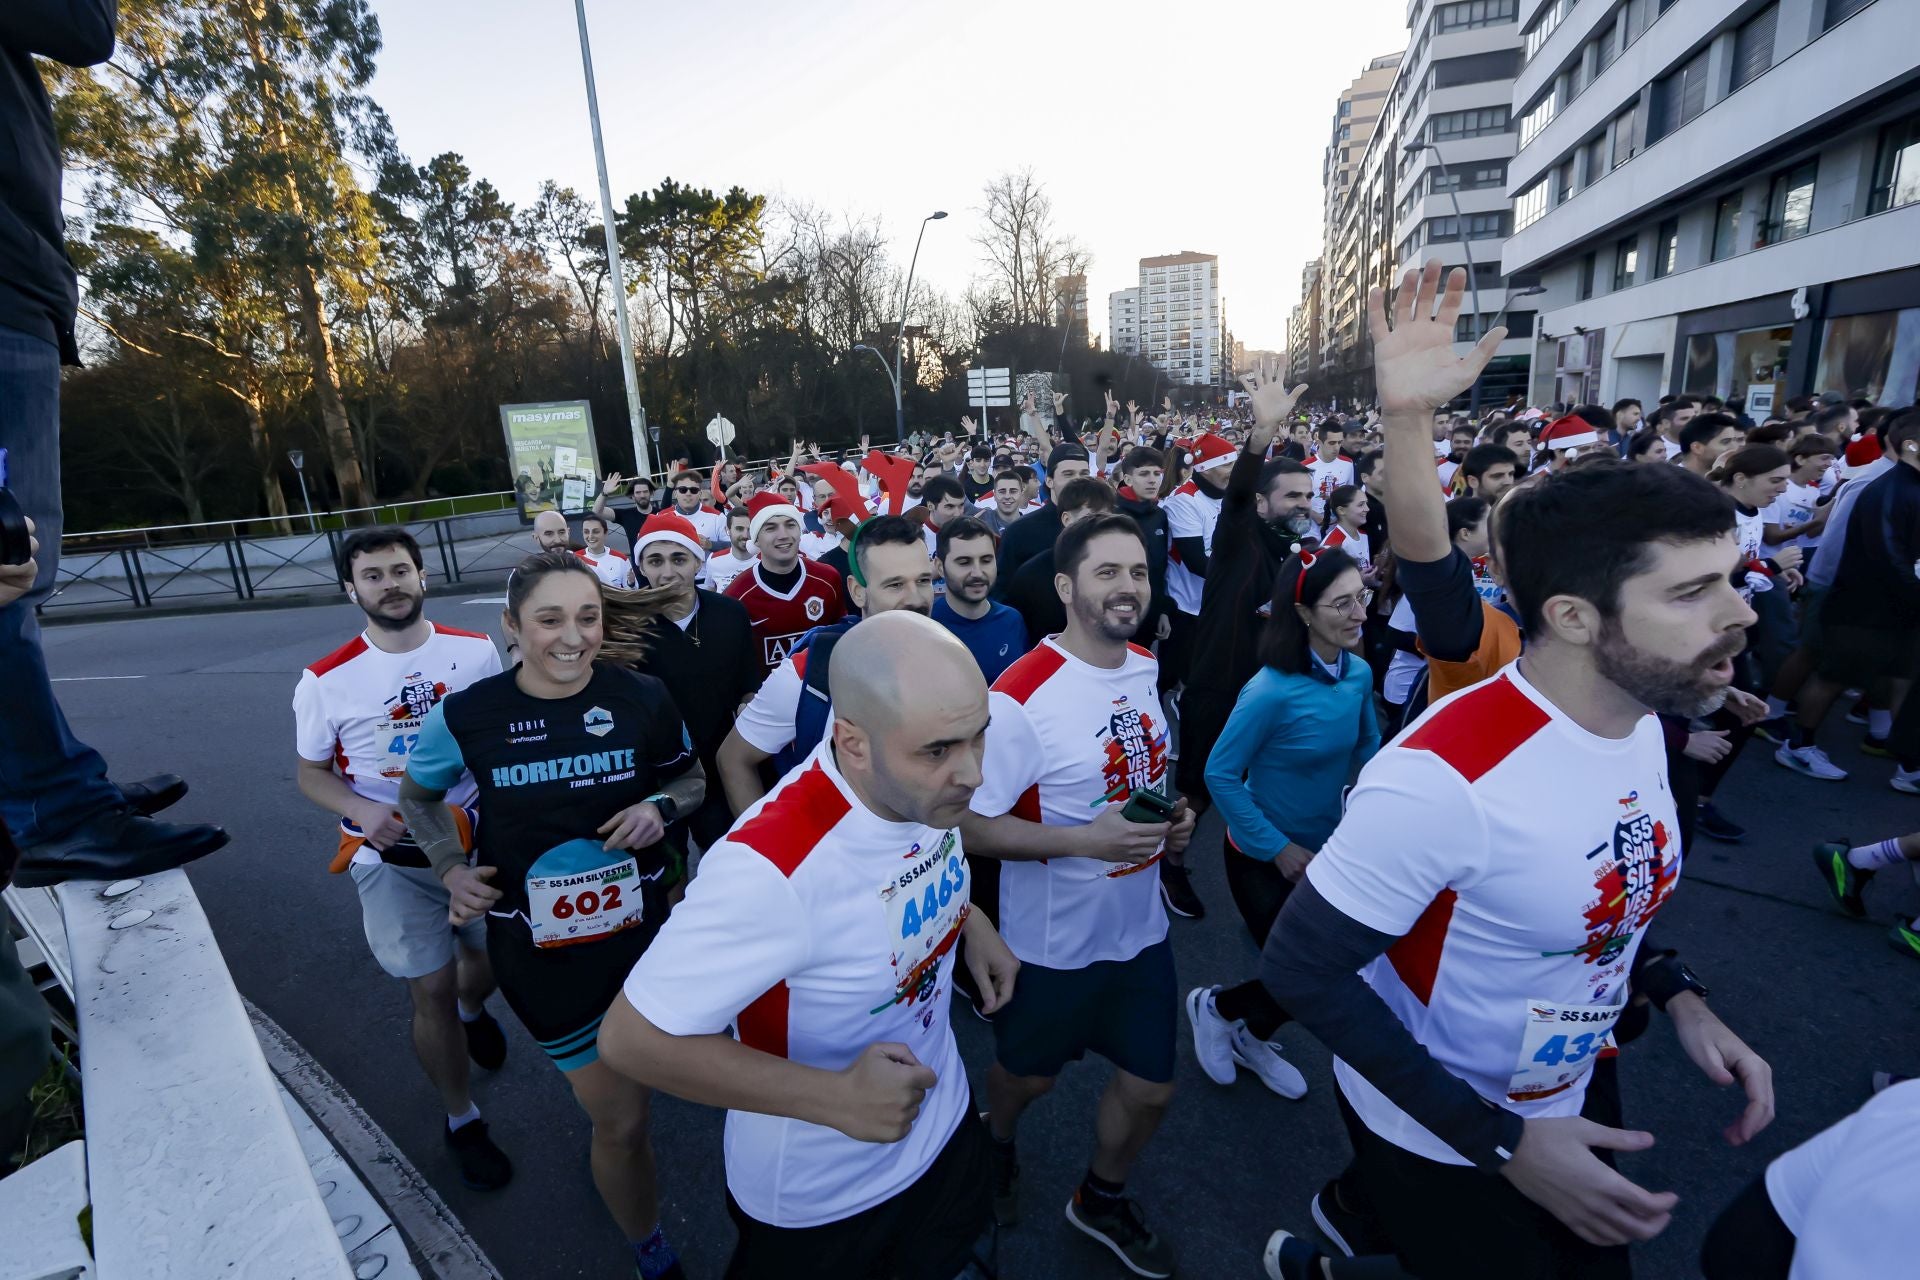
[0,323,122,843]
[1210,840,1297,1041]
[1699,1172,1794,1280]
[1173,684,1235,811]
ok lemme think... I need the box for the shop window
[1684,325,1793,402]
[1816,309,1920,406]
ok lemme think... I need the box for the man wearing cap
[1535,413,1604,472]
[995,442,1093,583]
[618,511,761,849]
[725,491,845,677]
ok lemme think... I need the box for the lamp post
[893,211,947,445]
[1404,140,1488,416]
[574,0,652,478]
[288,450,316,532]
[851,343,900,438]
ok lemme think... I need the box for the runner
[666,469,730,552]
[961,514,1197,1278]
[601,613,1020,1279]
[292,527,512,1191]
[1811,830,1920,958]
[1319,487,1373,576]
[716,515,933,816]
[702,506,758,595]
[725,491,845,677]
[931,514,1028,684]
[576,513,636,589]
[1260,264,1774,1279]
[532,508,571,552]
[397,551,706,1280]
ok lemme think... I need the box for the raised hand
[1369,261,1506,416]
[1020,391,1036,414]
[1126,399,1140,416]
[1162,394,1173,414]
[601,471,625,496]
[1103,389,1119,421]
[1237,366,1309,431]
[1052,391,1068,415]
[960,415,978,436]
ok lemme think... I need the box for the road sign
[705,414,737,450]
[966,367,1012,409]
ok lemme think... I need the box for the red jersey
[725,560,846,674]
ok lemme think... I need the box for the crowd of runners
[272,263,1920,1279]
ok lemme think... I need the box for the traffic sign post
[705,414,737,458]
[287,450,316,532]
[966,368,1012,432]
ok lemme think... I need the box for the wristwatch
[646,792,679,827]
[1635,952,1710,1011]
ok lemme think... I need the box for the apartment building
[1136,252,1222,387]
[1108,286,1140,356]
[1288,259,1324,386]
[1055,273,1089,343]
[1504,0,1920,410]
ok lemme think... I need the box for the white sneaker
[1775,742,1849,781]
[1892,766,1920,795]
[1230,1023,1308,1099]
[1184,986,1236,1085]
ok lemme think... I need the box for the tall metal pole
[895,212,945,446]
[575,0,652,478]
[1408,141,1484,417]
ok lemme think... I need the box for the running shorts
[484,914,663,1071]
[990,938,1177,1083]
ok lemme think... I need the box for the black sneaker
[1861,735,1894,758]
[1810,841,1873,918]
[986,1115,1019,1227]
[462,1010,507,1070]
[1065,1189,1176,1278]
[1752,716,1793,744]
[443,1117,513,1190]
[1159,863,1205,920]
[1695,803,1746,844]
[1310,1177,1389,1258]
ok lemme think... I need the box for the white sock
[447,1102,481,1131]
[1869,709,1893,738]
[1765,695,1790,718]
[1848,838,1909,871]
[457,1002,484,1023]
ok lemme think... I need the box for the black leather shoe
[14,809,230,889]
[118,774,188,817]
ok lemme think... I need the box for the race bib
[1507,995,1625,1103]
[880,833,969,1014]
[525,838,643,949]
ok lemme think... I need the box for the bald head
[829,612,990,828]
[533,510,570,552]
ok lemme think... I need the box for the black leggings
[1209,840,1297,1041]
[1699,1172,1794,1279]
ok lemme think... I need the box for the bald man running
[602,613,1020,1279]
[531,509,570,553]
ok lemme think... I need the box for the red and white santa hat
[1843,430,1881,470]
[1189,433,1236,474]
[746,491,803,542]
[1539,414,1600,453]
[633,511,705,561]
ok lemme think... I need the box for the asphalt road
[40,598,1920,1279]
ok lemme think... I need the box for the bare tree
[974,169,1090,329]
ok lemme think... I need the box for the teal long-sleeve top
[1204,652,1380,860]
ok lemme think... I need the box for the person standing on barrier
[292,527,514,1191]
[400,551,706,1280]
[0,2,229,888]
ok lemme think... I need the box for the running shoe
[443,1117,513,1190]
[462,1010,508,1070]
[1262,1229,1324,1280]
[1889,919,1920,961]
[1695,803,1746,843]
[1775,742,1849,781]
[1159,863,1206,920]
[1752,717,1794,744]
[1184,986,1238,1085]
[1846,701,1870,726]
[985,1115,1020,1227]
[1065,1190,1176,1278]
[1810,842,1873,918]
[1892,766,1920,795]
[1310,1178,1389,1258]
[1230,1023,1308,1099]
[1872,1071,1912,1094]
[1861,735,1893,758]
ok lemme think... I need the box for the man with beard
[1169,375,1315,919]
[996,442,1093,582]
[717,516,934,816]
[666,469,731,552]
[961,515,1197,1277]
[532,508,571,553]
[933,516,1027,684]
[1259,264,1773,1280]
[1003,479,1117,646]
[293,529,514,1191]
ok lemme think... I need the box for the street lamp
[851,344,901,437]
[1404,140,1489,415]
[893,211,946,446]
[287,449,318,532]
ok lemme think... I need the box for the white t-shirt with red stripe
[1321,524,1372,572]
[575,547,634,589]
[702,548,758,595]
[969,639,1170,969]
[1161,480,1222,616]
[291,623,502,866]
[622,744,970,1228]
[1306,662,1681,1166]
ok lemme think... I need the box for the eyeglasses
[673,486,702,495]
[1316,589,1373,616]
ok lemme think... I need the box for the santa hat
[746,491,804,543]
[1843,431,1881,470]
[633,511,704,561]
[1539,414,1600,453]
[1189,433,1236,474]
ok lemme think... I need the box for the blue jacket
[1204,654,1380,860]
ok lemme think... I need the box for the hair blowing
[505,550,600,624]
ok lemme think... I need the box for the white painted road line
[51,674,147,681]
[248,998,502,1280]
[462,596,508,605]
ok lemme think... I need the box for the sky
[366,0,1412,354]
